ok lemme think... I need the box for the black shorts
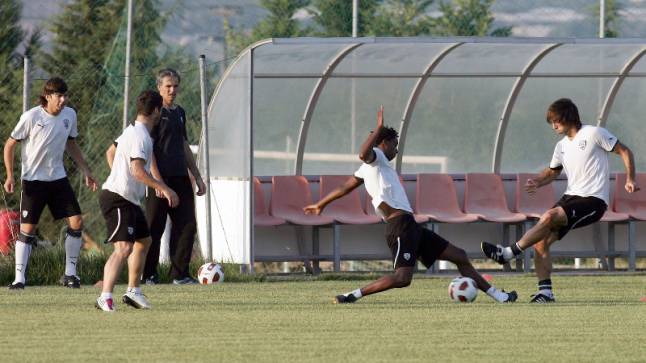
[554,194,607,240]
[385,213,449,269]
[20,178,82,224]
[99,190,150,243]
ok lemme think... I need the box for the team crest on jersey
[403,253,411,261]
[22,210,28,218]
[63,119,69,129]
[578,140,587,150]
[128,227,134,235]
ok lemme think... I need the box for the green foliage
[434,0,511,36]
[591,0,622,38]
[369,0,434,36]
[309,0,380,37]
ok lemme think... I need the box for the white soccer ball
[448,276,478,303]
[197,262,225,285]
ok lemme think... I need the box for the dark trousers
[143,176,197,280]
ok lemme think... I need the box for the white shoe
[95,296,115,312]
[122,291,151,309]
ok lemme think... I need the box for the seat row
[254,173,646,272]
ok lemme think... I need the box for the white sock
[14,241,31,284]
[64,232,83,276]
[349,289,362,299]
[539,289,554,298]
[486,286,508,302]
[501,247,514,261]
[127,286,141,295]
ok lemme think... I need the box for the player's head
[375,126,399,161]
[136,90,163,122]
[156,68,180,105]
[39,77,68,114]
[546,98,582,134]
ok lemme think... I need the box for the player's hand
[303,204,321,215]
[162,187,180,208]
[625,179,640,193]
[155,188,164,198]
[524,178,538,194]
[4,178,14,193]
[195,177,206,196]
[85,173,98,192]
[376,104,384,129]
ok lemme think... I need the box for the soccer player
[3,77,97,290]
[142,68,206,285]
[95,90,179,312]
[482,98,638,303]
[303,106,517,304]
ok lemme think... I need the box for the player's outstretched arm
[130,158,179,207]
[304,176,363,215]
[3,138,18,193]
[525,167,560,194]
[66,139,97,191]
[358,105,384,163]
[613,141,639,193]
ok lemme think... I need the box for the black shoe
[142,275,160,285]
[503,290,518,303]
[530,293,555,303]
[334,294,358,304]
[481,241,508,265]
[8,282,25,290]
[62,275,81,289]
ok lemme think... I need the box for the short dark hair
[136,90,163,116]
[375,125,399,145]
[156,68,180,85]
[39,77,68,106]
[546,98,582,130]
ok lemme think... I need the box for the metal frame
[395,42,463,173]
[491,43,562,173]
[294,43,363,175]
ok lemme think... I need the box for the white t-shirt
[102,122,153,206]
[549,125,618,205]
[354,147,413,219]
[10,106,78,181]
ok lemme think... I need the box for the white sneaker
[95,296,115,312]
[122,291,151,309]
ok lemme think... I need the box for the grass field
[1,274,645,362]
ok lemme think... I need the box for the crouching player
[95,90,178,312]
[304,106,517,304]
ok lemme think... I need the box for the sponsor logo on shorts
[127,226,134,235]
[22,210,28,218]
[403,253,411,261]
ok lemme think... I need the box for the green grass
[0,274,645,362]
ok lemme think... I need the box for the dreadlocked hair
[375,126,399,145]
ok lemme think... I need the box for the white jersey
[550,125,618,205]
[354,147,413,219]
[102,122,153,206]
[10,106,78,181]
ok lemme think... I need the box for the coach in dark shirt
[143,68,206,285]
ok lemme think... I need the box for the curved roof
[206,37,646,178]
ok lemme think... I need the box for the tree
[369,0,434,36]
[308,0,380,37]
[226,0,310,58]
[433,0,511,36]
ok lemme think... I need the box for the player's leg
[49,177,84,288]
[433,234,517,303]
[98,241,133,311]
[122,207,152,309]
[482,206,567,264]
[334,266,414,304]
[168,176,197,284]
[10,180,46,289]
[530,231,560,303]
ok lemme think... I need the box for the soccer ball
[197,262,224,284]
[448,276,478,303]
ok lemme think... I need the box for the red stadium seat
[319,175,381,225]
[610,173,646,271]
[515,173,557,219]
[415,173,479,223]
[253,177,286,227]
[465,173,526,271]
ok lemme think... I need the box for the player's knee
[393,271,412,288]
[114,243,133,258]
[452,247,469,265]
[18,231,38,246]
[66,227,82,238]
[539,209,560,228]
